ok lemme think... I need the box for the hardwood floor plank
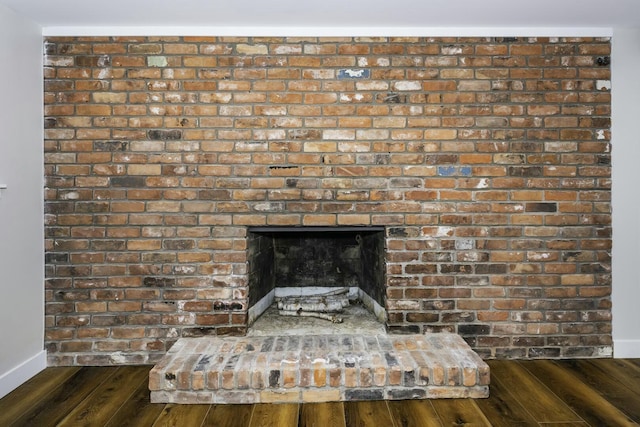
[151,403,211,427]
[57,366,149,426]
[104,374,167,427]
[628,359,640,370]
[430,399,492,426]
[9,366,116,427]
[387,399,443,427]
[0,367,80,425]
[519,360,637,427]
[203,404,254,427]
[530,423,589,426]
[556,359,640,422]
[473,369,538,427]
[487,360,581,424]
[249,403,299,427]
[583,359,640,395]
[3,360,640,426]
[344,400,394,427]
[299,401,346,427]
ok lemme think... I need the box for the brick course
[44,36,612,365]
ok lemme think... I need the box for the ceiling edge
[41,26,614,38]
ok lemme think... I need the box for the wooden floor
[1,359,639,426]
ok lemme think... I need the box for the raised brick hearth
[149,333,490,404]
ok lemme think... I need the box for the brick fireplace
[44,36,612,366]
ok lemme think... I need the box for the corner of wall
[0,351,47,400]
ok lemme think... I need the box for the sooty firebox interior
[247,226,386,326]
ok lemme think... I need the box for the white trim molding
[42,26,613,37]
[613,340,640,359]
[0,351,47,399]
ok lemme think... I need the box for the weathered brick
[44,36,612,365]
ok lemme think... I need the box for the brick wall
[44,36,612,365]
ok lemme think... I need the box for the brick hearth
[149,333,489,404]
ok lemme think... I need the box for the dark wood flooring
[1,359,639,426]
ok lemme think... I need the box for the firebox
[247,226,387,329]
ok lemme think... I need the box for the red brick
[44,36,612,365]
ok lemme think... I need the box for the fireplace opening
[247,226,387,334]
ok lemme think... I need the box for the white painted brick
[392,81,422,91]
[323,129,355,140]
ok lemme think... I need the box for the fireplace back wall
[44,36,612,365]
[246,226,386,321]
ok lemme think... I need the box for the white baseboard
[613,339,640,358]
[0,351,47,399]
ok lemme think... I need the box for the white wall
[611,28,640,358]
[0,3,45,399]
